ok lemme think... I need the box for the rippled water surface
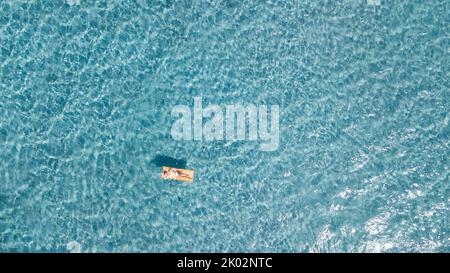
[0,0,448,252]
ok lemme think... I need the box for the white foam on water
[367,0,381,6]
[283,170,291,177]
[67,0,80,6]
[366,241,395,252]
[330,204,343,212]
[314,225,335,250]
[364,212,390,235]
[67,241,81,253]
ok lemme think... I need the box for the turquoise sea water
[0,0,448,252]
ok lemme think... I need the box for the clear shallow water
[0,0,448,252]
